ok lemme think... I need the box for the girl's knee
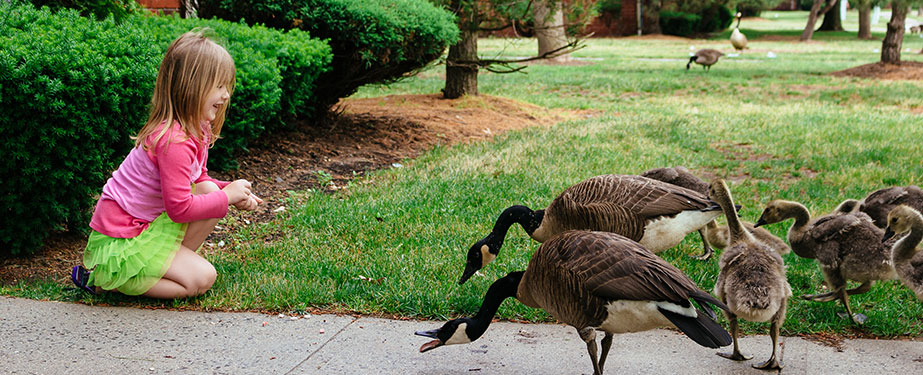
[193,261,217,294]
[195,181,220,195]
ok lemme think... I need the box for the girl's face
[202,83,231,123]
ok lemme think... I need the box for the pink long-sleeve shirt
[89,121,230,238]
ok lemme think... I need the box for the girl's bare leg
[143,246,216,298]
[182,181,221,251]
[141,181,221,299]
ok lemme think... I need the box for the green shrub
[698,4,734,33]
[0,1,331,255]
[659,10,701,36]
[735,0,787,17]
[26,0,143,21]
[0,4,156,255]
[596,0,622,15]
[132,15,332,166]
[198,0,458,116]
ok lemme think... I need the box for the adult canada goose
[755,200,897,324]
[687,49,724,71]
[882,205,923,300]
[459,174,724,284]
[710,179,790,370]
[856,186,923,228]
[730,12,748,51]
[642,166,789,259]
[420,231,732,375]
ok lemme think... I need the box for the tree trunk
[881,2,909,64]
[801,0,837,41]
[857,1,872,39]
[180,0,198,18]
[533,0,569,62]
[818,0,845,31]
[444,27,479,99]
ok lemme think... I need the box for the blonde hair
[135,29,235,149]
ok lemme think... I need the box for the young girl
[71,29,261,299]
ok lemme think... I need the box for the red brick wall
[617,0,638,36]
[137,0,180,14]
[138,0,180,8]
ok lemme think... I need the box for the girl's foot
[70,265,97,295]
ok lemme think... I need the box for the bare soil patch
[0,94,568,287]
[830,61,923,80]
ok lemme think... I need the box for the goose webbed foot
[800,292,837,302]
[690,251,713,261]
[717,351,752,361]
[690,230,713,260]
[837,311,867,324]
[752,357,784,370]
[690,247,713,261]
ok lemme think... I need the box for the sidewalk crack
[285,316,358,375]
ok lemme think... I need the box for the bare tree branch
[452,35,588,72]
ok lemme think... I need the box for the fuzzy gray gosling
[883,205,923,300]
[711,179,791,370]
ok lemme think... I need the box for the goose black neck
[467,271,524,340]
[493,205,542,237]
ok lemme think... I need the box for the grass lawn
[4,11,923,337]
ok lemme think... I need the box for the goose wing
[862,186,923,227]
[548,231,704,304]
[554,174,714,222]
[808,213,871,242]
[534,231,732,348]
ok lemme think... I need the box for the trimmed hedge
[659,4,733,37]
[659,11,701,37]
[198,0,459,116]
[0,1,331,255]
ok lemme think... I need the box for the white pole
[637,0,642,36]
[839,0,847,21]
[872,5,881,25]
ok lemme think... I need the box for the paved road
[1,297,921,374]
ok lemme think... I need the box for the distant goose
[642,166,789,259]
[420,231,732,375]
[459,174,724,284]
[710,179,790,370]
[730,12,748,51]
[883,205,923,300]
[687,49,724,72]
[756,200,897,324]
[855,186,923,228]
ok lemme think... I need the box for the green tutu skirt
[83,212,187,295]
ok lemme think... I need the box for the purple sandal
[71,265,97,295]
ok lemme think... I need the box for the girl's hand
[234,193,262,211]
[222,179,253,205]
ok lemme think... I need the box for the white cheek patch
[481,245,496,267]
[445,322,472,345]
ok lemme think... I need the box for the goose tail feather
[658,305,732,348]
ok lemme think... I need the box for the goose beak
[458,266,477,285]
[882,228,895,243]
[754,218,767,228]
[415,329,443,352]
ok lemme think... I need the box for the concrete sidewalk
[1,297,921,374]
